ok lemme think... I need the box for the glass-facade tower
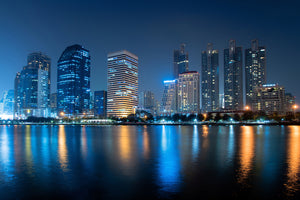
[173,43,189,78]
[107,50,138,118]
[160,80,177,115]
[1,90,14,119]
[14,52,51,119]
[224,40,243,110]
[94,90,107,118]
[138,91,155,113]
[201,43,219,113]
[245,39,266,106]
[57,44,91,116]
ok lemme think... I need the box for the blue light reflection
[0,126,15,182]
[157,125,181,195]
[192,125,199,160]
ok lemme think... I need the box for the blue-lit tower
[14,52,51,119]
[57,44,91,116]
[160,80,177,115]
[94,90,107,118]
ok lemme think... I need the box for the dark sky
[0,0,299,104]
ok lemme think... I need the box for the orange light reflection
[143,127,150,159]
[237,126,255,185]
[202,125,209,150]
[285,126,300,196]
[81,126,87,159]
[119,126,131,165]
[58,125,68,172]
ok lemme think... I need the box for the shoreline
[1,122,300,126]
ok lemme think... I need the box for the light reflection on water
[285,126,300,196]
[192,125,199,160]
[118,126,132,169]
[58,125,68,172]
[158,125,181,195]
[143,127,150,159]
[228,125,235,164]
[0,126,14,183]
[25,125,34,176]
[0,125,300,199]
[81,126,88,159]
[237,126,255,186]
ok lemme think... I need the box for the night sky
[0,0,299,104]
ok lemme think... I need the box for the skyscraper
[50,93,57,117]
[224,40,243,110]
[57,44,91,116]
[178,71,200,114]
[107,50,138,118]
[94,90,107,118]
[173,43,189,78]
[161,80,177,115]
[0,90,14,119]
[138,91,155,113]
[245,39,266,106]
[201,43,219,113]
[14,52,51,118]
[14,72,21,119]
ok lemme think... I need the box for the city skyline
[0,0,299,105]
[1,1,300,199]
[5,38,296,117]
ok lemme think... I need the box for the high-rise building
[57,44,91,117]
[50,93,57,109]
[0,90,14,119]
[161,80,177,115]
[138,91,155,113]
[285,93,296,112]
[219,94,225,109]
[94,90,107,118]
[245,39,266,106]
[107,50,138,118]
[173,43,189,78]
[178,71,200,114]
[153,99,161,116]
[14,72,21,119]
[201,43,219,113]
[14,52,51,119]
[224,40,243,110]
[252,84,286,115]
[50,93,57,117]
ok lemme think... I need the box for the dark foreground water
[0,125,300,199]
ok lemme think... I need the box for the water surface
[0,125,300,199]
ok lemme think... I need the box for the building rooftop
[179,71,198,74]
[108,50,138,60]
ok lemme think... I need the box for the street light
[293,104,298,119]
[245,105,250,111]
[60,112,65,117]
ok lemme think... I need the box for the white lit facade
[178,71,200,114]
